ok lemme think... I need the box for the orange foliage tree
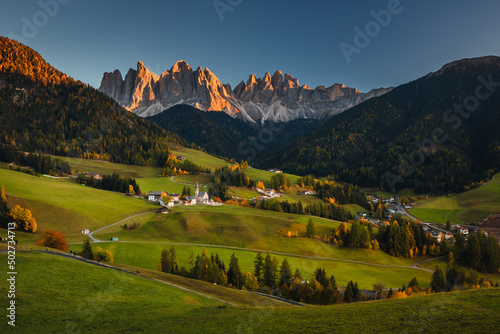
[35,230,69,251]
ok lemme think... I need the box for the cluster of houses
[147,182,217,209]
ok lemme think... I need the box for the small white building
[148,191,163,202]
[185,197,197,206]
[80,229,89,234]
[459,226,469,235]
[168,193,180,202]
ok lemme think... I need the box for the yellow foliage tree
[128,184,135,194]
[9,205,37,233]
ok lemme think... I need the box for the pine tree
[330,275,337,289]
[344,281,354,303]
[306,219,315,238]
[227,252,243,289]
[81,239,93,260]
[253,251,264,285]
[263,253,273,288]
[430,266,446,292]
[279,258,292,286]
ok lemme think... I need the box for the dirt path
[87,211,158,242]
[412,255,447,270]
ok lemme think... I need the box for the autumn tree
[243,272,259,291]
[9,205,37,233]
[128,184,135,194]
[95,247,114,262]
[160,246,178,274]
[35,230,68,251]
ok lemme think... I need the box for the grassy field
[168,143,231,170]
[0,251,222,333]
[345,204,369,216]
[173,174,213,185]
[136,176,208,194]
[409,174,500,223]
[71,242,431,290]
[59,156,162,178]
[244,168,301,188]
[0,169,156,242]
[92,205,424,267]
[2,252,498,333]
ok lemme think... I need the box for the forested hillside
[148,104,321,160]
[256,57,500,193]
[0,37,184,166]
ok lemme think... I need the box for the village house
[267,168,283,173]
[176,155,186,161]
[265,188,280,198]
[168,193,180,202]
[148,191,163,202]
[184,197,197,206]
[459,226,469,235]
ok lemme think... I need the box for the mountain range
[99,60,391,123]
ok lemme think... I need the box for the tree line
[77,172,141,195]
[209,166,254,201]
[0,145,71,176]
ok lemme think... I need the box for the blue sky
[1,0,500,92]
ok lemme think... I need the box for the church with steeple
[195,181,209,204]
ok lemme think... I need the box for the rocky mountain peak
[99,60,392,122]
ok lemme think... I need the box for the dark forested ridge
[0,37,184,166]
[255,57,500,193]
[148,104,321,160]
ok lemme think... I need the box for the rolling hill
[1,251,498,333]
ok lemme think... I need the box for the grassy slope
[168,143,231,170]
[0,252,221,333]
[245,168,301,188]
[2,252,498,333]
[73,242,431,290]
[92,205,416,266]
[410,174,500,223]
[0,169,155,241]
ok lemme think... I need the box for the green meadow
[71,242,431,290]
[2,252,498,333]
[0,168,156,241]
[409,174,500,223]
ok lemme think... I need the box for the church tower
[195,181,199,198]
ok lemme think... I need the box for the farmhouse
[148,191,163,202]
[185,197,197,206]
[459,226,469,235]
[168,193,180,202]
[267,168,283,173]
